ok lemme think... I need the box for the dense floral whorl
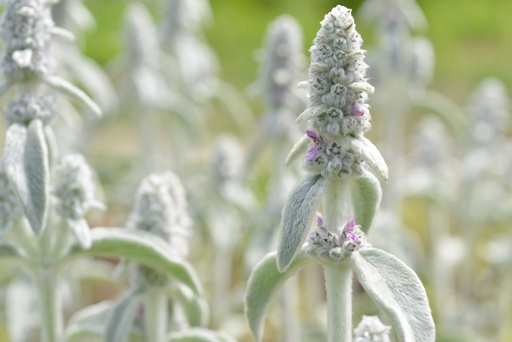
[127,172,191,258]
[299,6,375,179]
[54,154,99,220]
[353,315,391,342]
[0,0,55,80]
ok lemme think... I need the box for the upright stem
[324,264,352,342]
[34,268,62,342]
[322,178,353,342]
[144,288,168,342]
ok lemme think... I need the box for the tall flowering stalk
[245,6,434,342]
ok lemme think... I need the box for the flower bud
[4,94,55,125]
[354,315,391,342]
[53,154,99,220]
[127,172,191,258]
[0,0,55,80]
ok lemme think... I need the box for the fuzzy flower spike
[288,6,387,182]
[279,6,387,272]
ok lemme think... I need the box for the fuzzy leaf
[277,174,326,271]
[66,301,145,342]
[67,218,92,250]
[245,251,315,342]
[167,328,237,342]
[346,135,388,181]
[347,81,375,94]
[350,171,382,233]
[285,133,309,166]
[67,228,202,295]
[40,75,101,116]
[172,284,209,327]
[0,243,21,260]
[295,105,327,124]
[352,248,435,342]
[105,289,145,342]
[4,120,49,234]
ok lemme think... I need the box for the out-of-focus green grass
[83,0,512,106]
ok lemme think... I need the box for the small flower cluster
[0,161,21,238]
[0,0,55,80]
[305,214,369,260]
[3,94,55,125]
[127,172,191,258]
[298,6,375,179]
[53,154,100,220]
[304,129,366,178]
[353,315,391,342]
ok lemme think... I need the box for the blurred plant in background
[0,0,510,341]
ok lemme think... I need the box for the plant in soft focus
[0,1,221,341]
[66,171,236,341]
[244,6,434,342]
[245,15,307,342]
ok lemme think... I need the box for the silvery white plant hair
[0,160,21,238]
[468,78,509,144]
[123,3,160,69]
[53,153,100,220]
[297,6,375,179]
[0,0,55,80]
[353,315,391,342]
[211,134,244,188]
[3,94,55,125]
[127,171,191,258]
[258,15,304,109]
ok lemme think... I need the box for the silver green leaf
[277,174,326,271]
[350,171,382,233]
[352,248,435,342]
[105,288,146,342]
[67,218,92,250]
[245,251,316,342]
[347,81,375,94]
[346,135,389,181]
[284,133,309,166]
[67,228,202,295]
[4,120,50,234]
[167,328,237,342]
[40,75,102,116]
[66,301,143,342]
[172,284,209,327]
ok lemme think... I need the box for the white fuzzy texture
[352,248,435,342]
[4,120,49,234]
[277,174,326,271]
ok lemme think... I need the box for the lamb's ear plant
[244,6,435,342]
[0,1,215,341]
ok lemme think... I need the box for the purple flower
[351,103,366,117]
[342,218,359,242]
[316,212,324,227]
[306,130,323,161]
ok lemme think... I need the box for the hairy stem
[34,268,62,342]
[322,178,353,342]
[144,288,168,342]
[324,264,353,342]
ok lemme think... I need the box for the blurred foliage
[83,0,512,106]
